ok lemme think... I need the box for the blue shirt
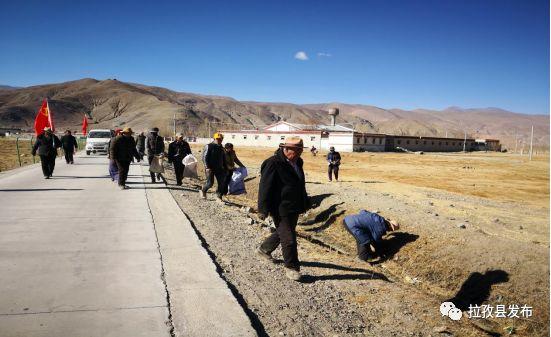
[344,210,388,245]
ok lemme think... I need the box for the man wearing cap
[257,136,310,281]
[200,133,227,200]
[327,146,341,182]
[168,133,192,186]
[60,130,78,164]
[343,210,399,263]
[32,127,62,178]
[110,127,140,190]
[146,127,165,183]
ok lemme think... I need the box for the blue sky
[0,0,549,114]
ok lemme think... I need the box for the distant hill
[0,78,547,150]
[0,85,21,91]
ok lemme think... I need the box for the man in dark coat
[167,133,192,186]
[343,210,399,263]
[135,131,146,160]
[110,127,140,189]
[146,127,165,183]
[60,130,78,164]
[200,133,227,201]
[327,146,341,182]
[32,127,62,179]
[222,143,245,195]
[257,136,310,281]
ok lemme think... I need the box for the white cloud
[294,51,309,61]
[317,52,332,57]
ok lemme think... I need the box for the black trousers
[63,149,74,163]
[328,164,339,181]
[260,213,300,270]
[221,169,234,195]
[173,160,184,185]
[39,154,56,177]
[202,169,226,197]
[116,160,131,186]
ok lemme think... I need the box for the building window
[378,138,382,144]
[452,142,455,146]
[438,141,442,145]
[357,137,360,143]
[254,135,259,140]
[372,138,375,144]
[445,142,449,145]
[310,136,316,141]
[406,140,410,145]
[243,135,247,140]
[280,136,285,140]
[423,141,427,145]
[397,140,402,145]
[432,141,435,145]
[415,140,419,145]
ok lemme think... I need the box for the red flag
[34,99,54,135]
[82,114,89,135]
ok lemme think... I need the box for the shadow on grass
[447,270,509,311]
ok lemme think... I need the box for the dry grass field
[0,138,37,172]
[191,144,549,335]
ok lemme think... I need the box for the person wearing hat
[146,127,166,183]
[32,127,62,179]
[327,146,341,182]
[168,133,192,186]
[342,210,400,263]
[135,131,146,160]
[200,132,227,200]
[256,136,310,281]
[109,127,140,189]
[60,130,78,164]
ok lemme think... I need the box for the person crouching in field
[343,210,399,263]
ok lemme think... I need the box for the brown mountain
[0,78,547,150]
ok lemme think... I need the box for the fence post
[30,136,35,163]
[16,137,22,167]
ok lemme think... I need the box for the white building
[220,121,386,153]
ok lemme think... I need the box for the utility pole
[529,125,534,161]
[173,112,176,137]
[462,130,467,152]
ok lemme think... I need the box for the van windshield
[88,131,111,138]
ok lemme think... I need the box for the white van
[85,129,114,155]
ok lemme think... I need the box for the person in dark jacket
[222,143,245,195]
[32,127,62,179]
[168,133,192,186]
[110,127,140,189]
[146,127,165,183]
[200,133,227,201]
[327,146,341,182]
[256,136,309,281]
[343,210,399,263]
[108,128,122,182]
[60,130,78,164]
[135,131,146,160]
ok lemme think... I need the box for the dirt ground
[166,144,548,336]
[0,138,36,172]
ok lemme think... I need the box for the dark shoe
[44,176,49,179]
[256,248,273,262]
[119,185,129,190]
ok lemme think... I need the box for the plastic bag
[182,154,198,178]
[149,155,164,173]
[228,167,247,195]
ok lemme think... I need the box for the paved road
[0,155,255,337]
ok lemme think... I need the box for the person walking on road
[110,127,140,190]
[200,133,226,201]
[222,143,245,195]
[135,131,146,160]
[256,136,310,281]
[146,127,165,183]
[343,210,399,263]
[168,133,192,186]
[60,130,78,164]
[32,127,62,179]
[108,129,122,182]
[327,146,341,182]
